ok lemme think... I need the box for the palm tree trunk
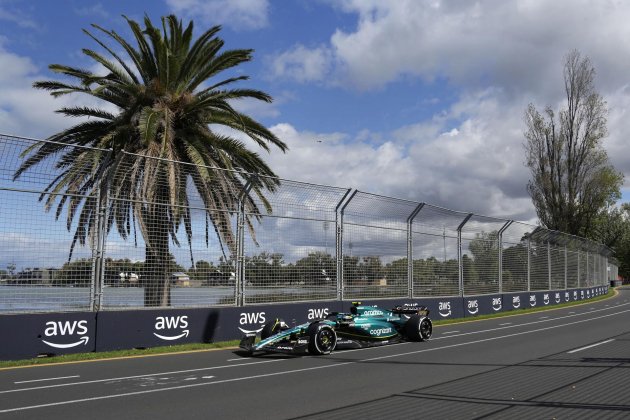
[143,202,171,307]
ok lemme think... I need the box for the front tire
[404,315,432,341]
[307,322,337,355]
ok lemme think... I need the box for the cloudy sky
[2,0,630,225]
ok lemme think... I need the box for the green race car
[239,302,432,355]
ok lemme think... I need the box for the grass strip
[0,340,240,369]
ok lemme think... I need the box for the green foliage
[54,259,92,286]
[244,252,285,285]
[591,204,630,279]
[524,50,623,238]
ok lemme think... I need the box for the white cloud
[325,0,630,94]
[0,43,62,137]
[265,86,535,221]
[602,85,630,188]
[0,42,117,139]
[267,44,332,83]
[0,3,37,29]
[165,0,270,30]
[74,3,109,19]
[264,0,630,217]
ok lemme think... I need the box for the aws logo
[492,297,502,311]
[543,294,550,305]
[467,300,479,315]
[581,290,585,299]
[238,312,266,334]
[438,301,452,317]
[307,308,329,320]
[555,293,561,304]
[154,316,189,341]
[586,289,591,298]
[564,292,570,302]
[42,320,89,349]
[529,295,537,307]
[512,296,521,309]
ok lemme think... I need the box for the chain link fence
[0,133,615,313]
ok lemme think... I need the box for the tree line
[38,233,587,290]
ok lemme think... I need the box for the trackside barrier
[0,133,615,313]
[0,285,608,360]
[0,312,97,360]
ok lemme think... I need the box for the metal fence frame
[0,133,615,313]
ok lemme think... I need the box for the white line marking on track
[567,339,615,354]
[14,375,80,384]
[227,358,249,361]
[2,306,629,414]
[1,359,283,395]
[441,331,460,335]
[499,323,512,326]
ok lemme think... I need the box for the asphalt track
[2,289,630,420]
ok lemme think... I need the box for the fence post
[577,249,582,289]
[235,202,245,306]
[407,204,424,299]
[497,221,512,295]
[90,185,107,312]
[564,245,569,290]
[586,251,590,287]
[235,180,254,307]
[337,190,356,301]
[527,237,531,292]
[457,214,473,297]
[547,241,552,291]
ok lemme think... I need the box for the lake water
[0,285,334,312]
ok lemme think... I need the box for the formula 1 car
[239,302,432,355]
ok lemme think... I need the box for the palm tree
[14,15,287,306]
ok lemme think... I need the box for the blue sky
[1,0,630,226]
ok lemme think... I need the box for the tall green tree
[590,204,630,279]
[524,50,622,237]
[14,15,287,306]
[590,204,630,249]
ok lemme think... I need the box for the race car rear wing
[391,305,430,316]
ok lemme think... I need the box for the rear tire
[404,315,432,341]
[261,318,286,340]
[307,322,337,355]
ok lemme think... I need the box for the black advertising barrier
[94,300,343,352]
[462,294,504,317]
[461,285,609,318]
[0,312,96,360]
[466,290,560,315]
[0,286,610,360]
[95,308,222,351]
